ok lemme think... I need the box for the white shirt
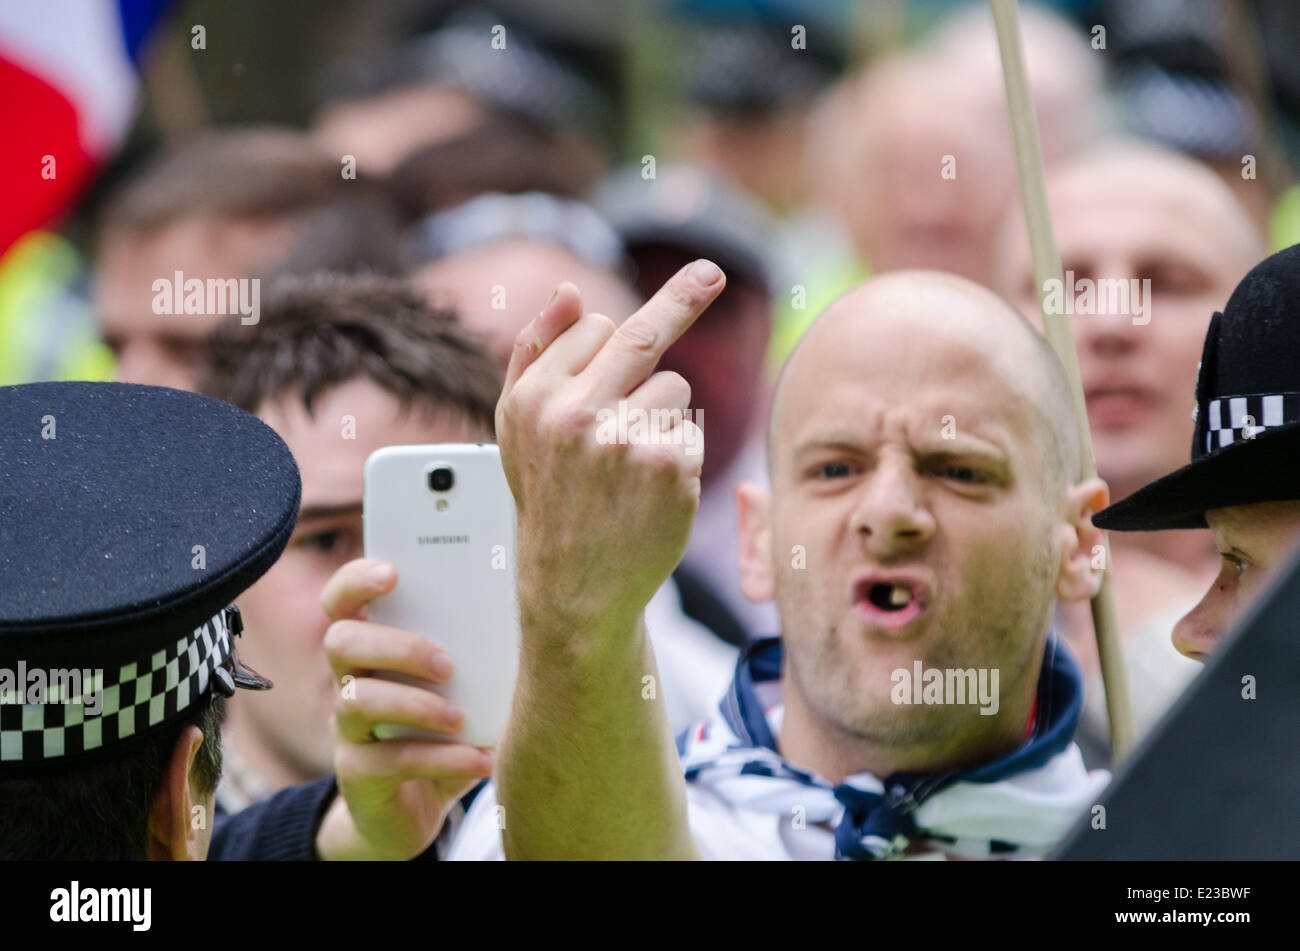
[444,744,1100,861]
[446,659,1109,861]
[444,770,843,860]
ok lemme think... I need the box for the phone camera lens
[428,466,454,492]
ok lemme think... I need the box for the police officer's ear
[737,482,776,603]
[1056,476,1109,604]
[147,726,208,861]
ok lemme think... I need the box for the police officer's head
[1095,244,1300,660]
[0,382,300,859]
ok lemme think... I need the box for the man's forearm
[497,610,697,860]
[490,262,725,860]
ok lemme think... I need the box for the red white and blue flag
[0,0,169,255]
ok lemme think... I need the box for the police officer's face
[744,276,1096,763]
[227,378,488,783]
[1172,500,1300,661]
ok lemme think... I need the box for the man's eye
[302,531,344,553]
[819,462,853,479]
[1147,264,1206,297]
[1220,553,1248,577]
[941,465,980,483]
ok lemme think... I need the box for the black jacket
[210,775,442,861]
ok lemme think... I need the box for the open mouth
[866,582,913,611]
[852,575,929,632]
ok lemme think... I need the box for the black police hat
[1094,244,1300,531]
[0,382,300,774]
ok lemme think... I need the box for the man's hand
[497,260,726,640]
[314,558,493,861]
[492,261,724,859]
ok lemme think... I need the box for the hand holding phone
[362,444,519,747]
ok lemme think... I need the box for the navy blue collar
[717,633,1084,794]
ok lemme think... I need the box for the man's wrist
[519,592,647,662]
[313,792,357,861]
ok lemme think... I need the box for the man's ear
[147,725,206,861]
[1056,476,1110,603]
[736,481,776,603]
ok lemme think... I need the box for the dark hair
[99,128,346,237]
[387,112,605,223]
[268,185,408,279]
[199,272,500,434]
[0,691,225,861]
[98,128,407,278]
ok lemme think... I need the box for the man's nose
[849,458,936,555]
[1071,266,1141,358]
[1074,311,1139,359]
[1171,591,1225,662]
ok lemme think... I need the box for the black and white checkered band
[1196,392,1300,453]
[0,607,237,765]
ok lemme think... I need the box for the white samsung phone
[362,443,519,748]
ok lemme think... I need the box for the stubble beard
[777,542,1057,759]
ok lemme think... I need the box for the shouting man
[415,263,1113,859]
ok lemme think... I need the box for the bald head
[920,2,1106,158]
[992,139,1264,501]
[749,270,1105,760]
[997,139,1263,288]
[771,271,1081,493]
[806,5,1106,285]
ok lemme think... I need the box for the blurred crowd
[4,0,1300,829]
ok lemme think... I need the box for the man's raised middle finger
[584,259,724,401]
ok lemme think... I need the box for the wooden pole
[987,0,1136,759]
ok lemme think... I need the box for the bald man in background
[421,266,1112,860]
[807,4,1105,288]
[992,140,1266,757]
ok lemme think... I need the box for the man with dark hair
[198,272,500,813]
[94,128,403,390]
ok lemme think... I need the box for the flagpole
[987,0,1136,759]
